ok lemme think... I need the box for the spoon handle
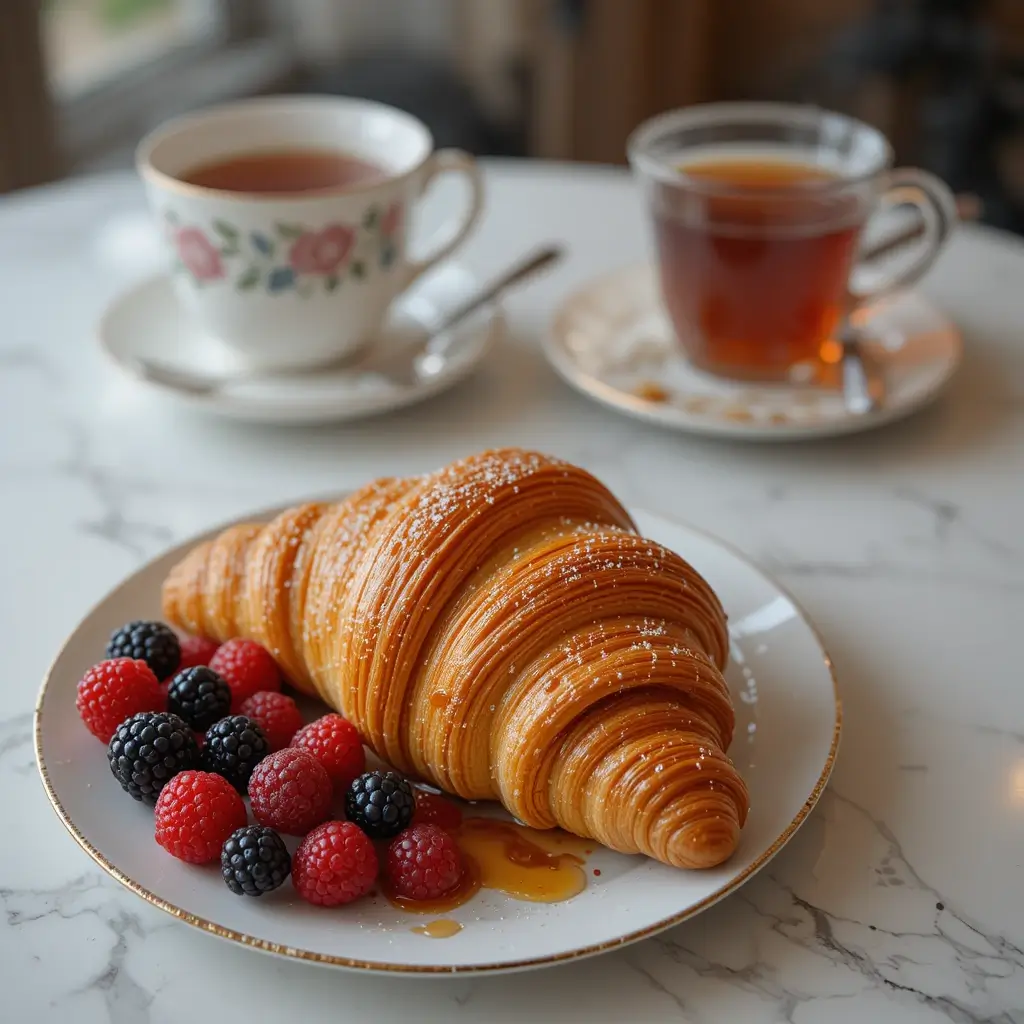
[128,245,566,396]
[838,322,886,415]
[432,245,565,334]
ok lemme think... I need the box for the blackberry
[167,666,232,731]
[107,711,199,803]
[201,715,269,791]
[345,769,415,839]
[106,620,180,680]
[221,825,291,896]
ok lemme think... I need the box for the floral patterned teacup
[137,96,483,372]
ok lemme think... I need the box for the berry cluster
[77,619,466,907]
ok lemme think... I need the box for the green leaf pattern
[236,266,260,291]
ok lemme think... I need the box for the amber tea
[180,148,386,194]
[653,156,865,379]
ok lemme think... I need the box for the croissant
[162,449,749,869]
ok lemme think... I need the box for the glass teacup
[628,103,957,382]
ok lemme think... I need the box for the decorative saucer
[98,263,502,425]
[545,265,962,440]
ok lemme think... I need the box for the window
[38,0,297,169]
[43,0,226,100]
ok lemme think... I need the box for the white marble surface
[2,160,1023,1023]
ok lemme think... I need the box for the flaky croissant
[162,449,749,869]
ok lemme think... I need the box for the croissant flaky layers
[162,449,749,869]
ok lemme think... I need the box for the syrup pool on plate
[391,792,593,929]
[411,919,464,939]
[381,854,482,914]
[457,818,590,903]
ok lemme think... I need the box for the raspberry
[386,824,463,901]
[248,748,332,835]
[209,639,280,707]
[239,691,304,752]
[76,658,164,743]
[292,714,366,789]
[292,820,378,906]
[177,634,220,671]
[411,792,463,832]
[154,770,247,864]
[106,621,180,681]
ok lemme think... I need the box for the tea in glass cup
[628,103,956,382]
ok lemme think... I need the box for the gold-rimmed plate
[35,507,840,974]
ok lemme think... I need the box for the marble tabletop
[2,159,1023,1023]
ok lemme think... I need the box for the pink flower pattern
[289,225,356,276]
[174,227,224,281]
[164,205,395,293]
[381,201,402,237]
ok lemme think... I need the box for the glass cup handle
[401,149,485,291]
[849,167,958,307]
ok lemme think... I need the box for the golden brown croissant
[162,449,749,869]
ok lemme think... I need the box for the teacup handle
[848,167,957,308]
[402,149,484,290]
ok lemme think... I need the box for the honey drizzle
[380,854,482,914]
[458,818,588,903]
[384,798,592,917]
[412,919,464,938]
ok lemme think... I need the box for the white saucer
[546,265,962,440]
[36,505,838,974]
[99,264,502,424]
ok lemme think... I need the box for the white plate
[546,265,962,440]
[98,264,502,425]
[35,508,840,974]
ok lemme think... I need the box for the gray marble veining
[2,164,1023,1022]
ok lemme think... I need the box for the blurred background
[4,0,1024,232]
